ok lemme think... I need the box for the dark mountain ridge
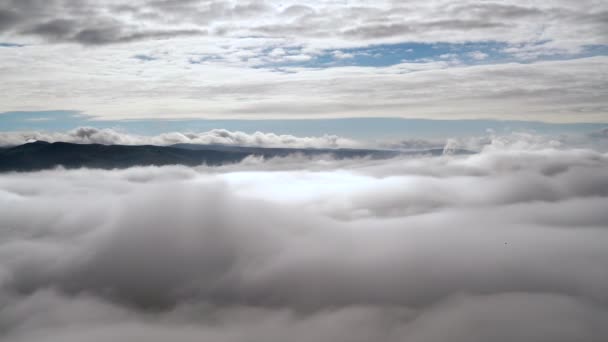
[0,141,471,172]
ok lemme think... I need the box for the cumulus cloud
[0,127,360,148]
[0,139,607,341]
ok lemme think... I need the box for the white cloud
[282,54,312,62]
[269,47,286,57]
[0,127,360,148]
[0,141,608,341]
[468,51,489,60]
[439,53,458,59]
[332,50,354,59]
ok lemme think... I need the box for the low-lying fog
[1,139,607,341]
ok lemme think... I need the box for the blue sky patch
[252,41,509,69]
[312,42,507,67]
[253,41,608,70]
[1,111,605,141]
[0,42,24,48]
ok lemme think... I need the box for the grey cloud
[246,1,592,45]
[423,19,507,30]
[449,3,544,19]
[0,0,89,33]
[1,0,606,49]
[342,18,506,40]
[2,291,606,342]
[342,23,415,39]
[0,142,608,341]
[147,0,202,8]
[71,26,125,45]
[0,8,19,32]
[232,1,271,17]
[281,5,315,17]
[135,0,272,20]
[22,18,76,39]
[589,127,608,139]
[20,18,205,45]
[0,0,208,44]
[73,27,205,45]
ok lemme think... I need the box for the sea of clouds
[1,137,608,341]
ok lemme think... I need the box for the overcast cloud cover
[0,0,607,121]
[1,137,608,341]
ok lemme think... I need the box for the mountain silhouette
[0,141,471,172]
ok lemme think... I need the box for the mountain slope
[0,141,471,172]
[0,141,250,172]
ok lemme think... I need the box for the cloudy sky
[0,0,607,139]
[2,2,608,341]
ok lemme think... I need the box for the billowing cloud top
[0,0,606,122]
[1,138,608,341]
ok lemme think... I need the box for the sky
[0,0,607,140]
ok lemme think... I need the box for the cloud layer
[1,1,606,122]
[1,0,606,50]
[0,127,359,148]
[1,140,607,341]
[1,49,605,122]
